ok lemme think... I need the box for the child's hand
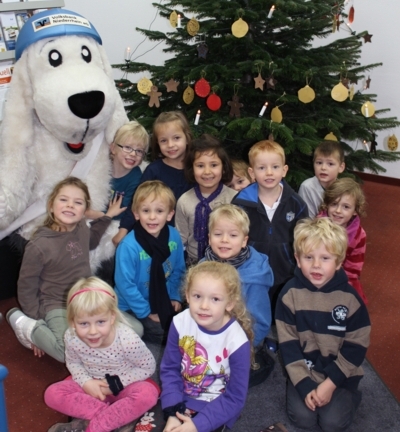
[305,389,320,411]
[99,379,113,397]
[32,344,45,357]
[315,378,336,407]
[85,209,105,220]
[148,313,160,323]
[171,301,182,312]
[105,194,127,219]
[112,228,128,247]
[163,416,182,432]
[82,379,109,400]
[173,412,198,432]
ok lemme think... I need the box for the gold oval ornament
[271,107,283,123]
[187,18,200,36]
[169,10,178,28]
[183,85,195,104]
[331,82,348,102]
[298,85,315,104]
[137,77,153,95]
[231,18,249,38]
[361,101,375,118]
[388,134,398,151]
[324,132,338,141]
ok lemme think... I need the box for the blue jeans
[286,380,361,432]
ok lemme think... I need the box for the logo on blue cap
[15,9,102,61]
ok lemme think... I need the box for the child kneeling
[45,276,159,432]
[276,217,370,432]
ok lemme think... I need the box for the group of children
[6,110,371,432]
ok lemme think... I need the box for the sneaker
[48,418,89,432]
[6,308,37,349]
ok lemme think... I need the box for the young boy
[298,140,345,218]
[226,159,253,192]
[203,204,274,347]
[232,140,308,313]
[276,217,370,432]
[114,181,186,344]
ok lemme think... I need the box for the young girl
[6,177,142,362]
[160,261,252,432]
[45,276,159,432]
[118,111,193,235]
[175,134,236,265]
[226,159,252,192]
[319,177,368,303]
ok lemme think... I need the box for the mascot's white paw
[0,185,26,229]
[89,220,119,272]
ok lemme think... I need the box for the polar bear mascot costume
[0,9,128,298]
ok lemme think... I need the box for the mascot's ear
[97,44,128,143]
[0,49,35,190]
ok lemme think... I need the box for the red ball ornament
[206,93,222,111]
[194,77,211,98]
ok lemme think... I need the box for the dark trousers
[286,380,361,432]
[139,316,168,345]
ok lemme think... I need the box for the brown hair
[151,111,193,160]
[314,140,345,164]
[132,180,176,213]
[320,177,366,217]
[184,134,233,184]
[43,177,90,231]
[248,140,286,167]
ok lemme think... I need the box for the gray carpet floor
[147,343,400,432]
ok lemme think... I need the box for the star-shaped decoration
[254,73,265,90]
[341,78,349,89]
[197,43,209,59]
[363,32,373,43]
[365,76,371,89]
[164,78,180,93]
[266,75,278,89]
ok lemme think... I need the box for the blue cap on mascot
[15,8,102,61]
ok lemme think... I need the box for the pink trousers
[45,379,159,432]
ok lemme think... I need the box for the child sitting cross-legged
[45,276,159,432]
[276,217,371,432]
[114,180,186,345]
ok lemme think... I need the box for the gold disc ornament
[388,134,399,151]
[187,18,200,36]
[271,107,283,123]
[298,85,315,104]
[183,85,195,105]
[137,77,153,95]
[169,10,178,28]
[361,101,375,118]
[331,82,348,102]
[231,17,249,38]
[324,132,338,141]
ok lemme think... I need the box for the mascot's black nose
[68,91,105,119]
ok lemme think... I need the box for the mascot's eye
[81,46,91,63]
[49,50,62,67]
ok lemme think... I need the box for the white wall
[63,1,400,178]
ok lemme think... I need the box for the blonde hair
[294,217,348,265]
[113,120,149,152]
[248,140,286,167]
[184,261,254,345]
[320,178,366,217]
[208,204,250,236]
[67,276,127,326]
[151,111,192,160]
[231,159,252,182]
[43,177,90,231]
[132,180,176,213]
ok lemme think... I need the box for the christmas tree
[114,0,400,187]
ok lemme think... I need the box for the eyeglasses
[116,144,145,156]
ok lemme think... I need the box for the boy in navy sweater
[276,217,370,432]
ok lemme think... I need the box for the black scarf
[133,222,174,330]
[204,245,251,268]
